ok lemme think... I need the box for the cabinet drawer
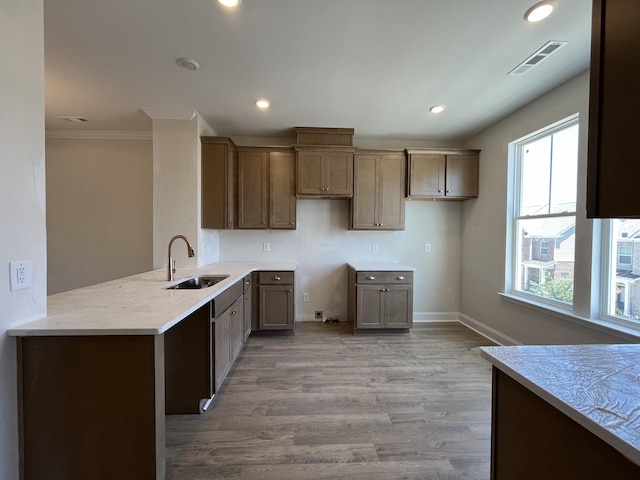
[356,271,413,284]
[258,271,294,284]
[212,281,243,316]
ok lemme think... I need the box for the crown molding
[141,108,198,121]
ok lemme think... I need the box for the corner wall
[0,1,46,477]
[460,71,627,345]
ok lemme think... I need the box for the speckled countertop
[8,262,296,336]
[347,262,415,271]
[480,344,640,467]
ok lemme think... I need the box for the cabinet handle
[272,275,281,281]
[397,276,405,280]
[366,275,375,280]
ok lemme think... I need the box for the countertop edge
[479,346,640,467]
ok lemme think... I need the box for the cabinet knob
[366,275,375,280]
[231,309,237,315]
[397,276,405,280]
[288,289,292,292]
[438,189,442,193]
[272,275,281,281]
[246,280,250,285]
[446,190,450,193]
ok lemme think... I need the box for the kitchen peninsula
[9,262,296,480]
[480,344,640,479]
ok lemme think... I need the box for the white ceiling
[44,0,592,142]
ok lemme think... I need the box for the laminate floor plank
[166,321,494,480]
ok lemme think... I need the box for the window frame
[506,114,579,310]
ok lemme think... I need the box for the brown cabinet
[348,267,413,333]
[243,275,252,341]
[212,280,243,392]
[350,151,406,230]
[406,149,479,199]
[237,148,296,229]
[252,271,295,333]
[201,137,236,229]
[587,0,640,218]
[294,146,355,198]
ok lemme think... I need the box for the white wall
[218,198,462,322]
[46,137,153,294]
[459,71,627,345]
[0,1,46,477]
[152,119,202,271]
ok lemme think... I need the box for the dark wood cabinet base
[491,368,640,479]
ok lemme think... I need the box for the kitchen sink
[165,275,229,290]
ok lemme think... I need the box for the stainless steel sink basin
[165,275,229,290]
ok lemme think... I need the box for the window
[508,116,579,307]
[603,219,640,326]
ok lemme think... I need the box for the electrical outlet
[372,243,379,253]
[424,243,431,253]
[314,310,323,319]
[10,260,32,291]
[303,293,310,302]
[263,242,271,252]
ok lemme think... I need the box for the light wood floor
[166,322,495,480]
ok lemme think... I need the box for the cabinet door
[378,154,405,229]
[269,151,296,229]
[296,151,324,195]
[202,140,234,229]
[587,0,640,217]
[351,155,378,229]
[325,152,353,196]
[408,154,445,197]
[213,309,231,392]
[445,154,478,198]
[243,280,252,341]
[385,285,413,328]
[229,296,244,362]
[355,285,384,328]
[259,284,294,330]
[237,151,268,229]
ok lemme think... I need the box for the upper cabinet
[294,146,355,198]
[294,127,355,199]
[201,137,236,229]
[350,150,406,230]
[406,149,479,200]
[587,0,640,218]
[236,148,296,230]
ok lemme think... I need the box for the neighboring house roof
[615,219,640,239]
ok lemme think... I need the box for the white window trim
[506,114,579,312]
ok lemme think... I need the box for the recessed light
[429,105,446,114]
[175,57,200,72]
[524,1,555,23]
[218,0,242,7]
[58,116,89,123]
[255,99,270,109]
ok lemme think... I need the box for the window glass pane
[516,216,575,304]
[518,124,578,216]
[520,136,551,216]
[549,124,578,213]
[607,219,640,324]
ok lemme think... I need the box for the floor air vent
[508,41,568,76]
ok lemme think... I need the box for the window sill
[498,292,640,342]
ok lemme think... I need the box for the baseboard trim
[457,313,521,346]
[413,312,459,323]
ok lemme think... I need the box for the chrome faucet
[167,234,195,281]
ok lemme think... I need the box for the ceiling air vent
[508,41,568,76]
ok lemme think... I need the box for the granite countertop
[480,344,640,467]
[8,262,296,337]
[348,262,416,271]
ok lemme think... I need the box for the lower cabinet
[212,280,244,393]
[252,271,295,333]
[348,267,414,333]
